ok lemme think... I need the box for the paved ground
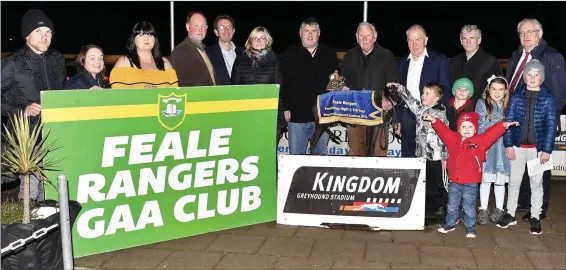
[71,181,566,270]
[2,178,564,269]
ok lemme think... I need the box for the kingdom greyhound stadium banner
[276,155,426,230]
[41,85,279,257]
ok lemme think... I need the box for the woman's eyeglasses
[252,37,268,43]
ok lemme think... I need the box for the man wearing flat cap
[1,9,66,201]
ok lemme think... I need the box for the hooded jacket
[432,119,507,184]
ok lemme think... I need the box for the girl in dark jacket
[63,45,109,90]
[231,26,285,143]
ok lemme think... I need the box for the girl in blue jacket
[475,76,511,225]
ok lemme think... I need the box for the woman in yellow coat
[110,21,178,89]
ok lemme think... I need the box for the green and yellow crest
[158,92,187,130]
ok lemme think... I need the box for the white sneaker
[438,226,456,233]
[466,232,476,239]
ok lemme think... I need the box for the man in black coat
[1,9,66,201]
[205,15,244,85]
[341,22,399,157]
[281,17,339,155]
[450,25,503,103]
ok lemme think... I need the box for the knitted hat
[21,9,54,39]
[457,112,479,133]
[452,77,474,97]
[523,59,545,82]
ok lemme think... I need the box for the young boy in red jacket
[423,112,518,238]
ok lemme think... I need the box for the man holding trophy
[341,22,400,157]
[281,17,340,155]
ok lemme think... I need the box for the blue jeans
[446,181,478,233]
[288,122,329,155]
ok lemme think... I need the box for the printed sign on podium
[277,155,426,230]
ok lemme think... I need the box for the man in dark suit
[205,15,244,86]
[506,18,566,222]
[450,25,503,103]
[396,24,452,158]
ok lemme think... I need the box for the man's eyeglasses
[217,25,233,31]
[519,29,539,38]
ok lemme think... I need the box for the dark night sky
[1,1,565,59]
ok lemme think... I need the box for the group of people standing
[2,9,565,238]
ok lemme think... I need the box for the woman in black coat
[231,26,285,144]
[63,45,109,90]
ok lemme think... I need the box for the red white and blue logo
[340,200,400,213]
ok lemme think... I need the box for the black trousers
[426,160,448,216]
[400,107,417,158]
[518,165,551,212]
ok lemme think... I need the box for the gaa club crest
[158,92,187,130]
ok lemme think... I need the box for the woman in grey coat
[476,76,511,225]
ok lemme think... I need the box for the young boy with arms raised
[497,59,557,235]
[424,112,518,238]
[387,82,449,224]
[446,77,477,223]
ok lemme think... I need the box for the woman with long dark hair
[110,21,178,89]
[63,44,109,90]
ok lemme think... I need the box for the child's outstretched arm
[386,82,422,115]
[480,121,520,150]
[424,113,457,150]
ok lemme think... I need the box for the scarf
[246,48,269,68]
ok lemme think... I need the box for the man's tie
[509,52,530,93]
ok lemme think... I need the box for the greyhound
[310,84,402,156]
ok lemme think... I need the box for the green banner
[42,85,279,257]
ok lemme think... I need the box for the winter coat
[396,85,448,161]
[341,44,399,93]
[432,119,507,184]
[504,84,557,154]
[63,71,108,90]
[506,39,566,111]
[280,43,339,123]
[475,99,510,175]
[1,45,66,133]
[450,48,503,103]
[231,49,284,125]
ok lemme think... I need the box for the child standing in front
[388,82,449,224]
[497,59,557,235]
[475,76,511,225]
[424,112,518,238]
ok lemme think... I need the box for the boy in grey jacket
[388,82,449,224]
